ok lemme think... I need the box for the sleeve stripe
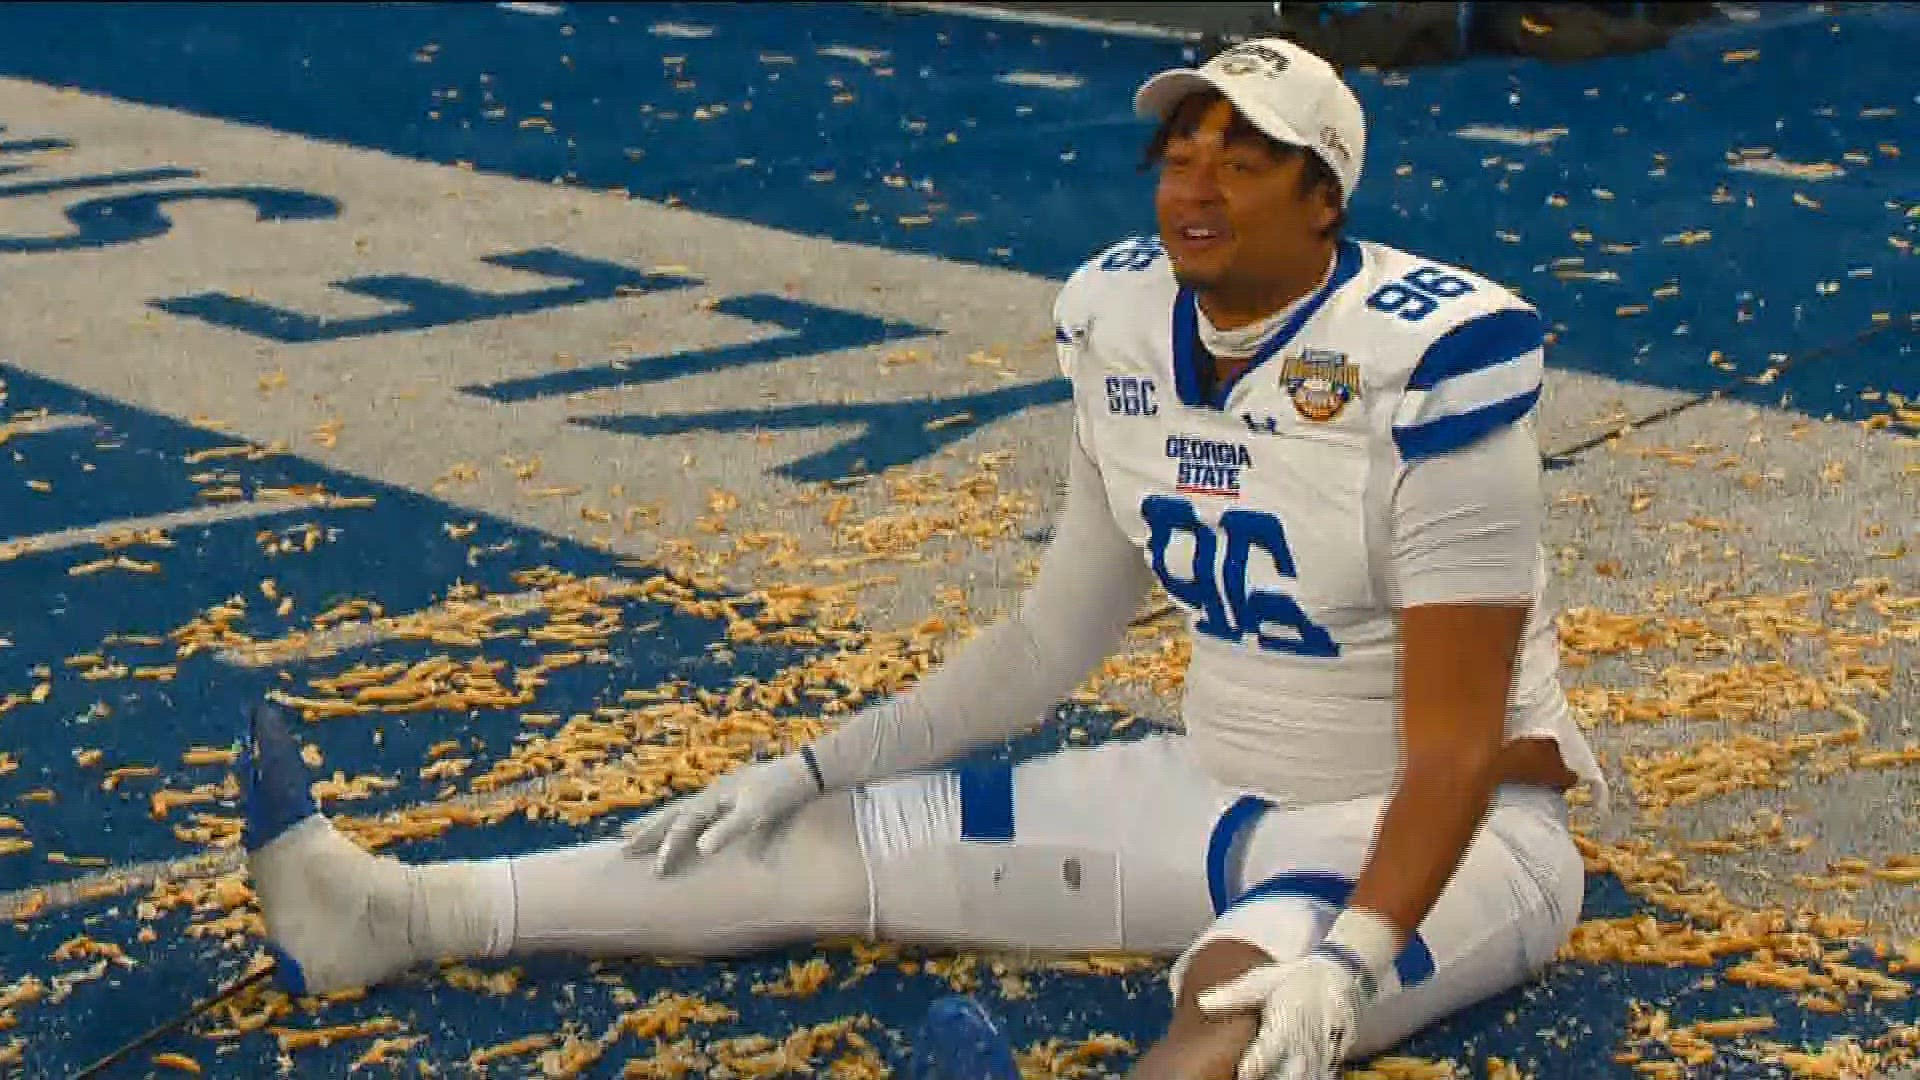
[1408,308,1546,392]
[1393,384,1541,461]
[1397,347,1542,430]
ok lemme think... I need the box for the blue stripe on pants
[957,761,1014,841]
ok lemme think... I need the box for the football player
[243,38,1607,1080]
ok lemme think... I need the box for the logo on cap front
[1212,42,1292,78]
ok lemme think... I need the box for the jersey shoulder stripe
[1346,243,1546,461]
[1392,383,1541,461]
[1407,307,1545,391]
[1391,307,1545,461]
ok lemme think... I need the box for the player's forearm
[1346,745,1502,946]
[803,614,1096,790]
[803,425,1153,791]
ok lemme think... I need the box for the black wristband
[799,745,827,794]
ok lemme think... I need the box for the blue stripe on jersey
[1392,384,1541,461]
[1171,286,1205,407]
[1408,307,1546,392]
[957,760,1015,841]
[1232,871,1438,988]
[1054,325,1072,343]
[1170,237,1366,410]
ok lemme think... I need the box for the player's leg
[493,728,1227,974]
[245,703,872,995]
[247,705,1226,996]
[1127,784,1585,1078]
[856,731,1226,958]
[1124,938,1268,1080]
[883,733,1242,1080]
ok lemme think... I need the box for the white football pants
[507,732,1584,1061]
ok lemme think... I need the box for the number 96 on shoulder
[1363,265,1476,323]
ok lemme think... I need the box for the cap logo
[1212,42,1291,78]
[1319,125,1353,167]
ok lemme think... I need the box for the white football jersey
[1053,234,1607,810]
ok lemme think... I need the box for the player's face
[1154,97,1337,309]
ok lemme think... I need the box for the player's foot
[242,701,510,995]
[241,701,419,994]
[910,995,1022,1080]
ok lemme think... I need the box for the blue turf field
[0,1,1912,428]
[0,2,1915,1076]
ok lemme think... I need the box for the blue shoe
[911,994,1021,1080]
[238,699,324,994]
[240,700,318,853]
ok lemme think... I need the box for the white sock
[408,856,517,963]
[257,795,869,988]
[251,817,516,994]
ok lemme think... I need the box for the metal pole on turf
[72,957,279,1078]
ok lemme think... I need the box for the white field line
[0,499,337,561]
[0,412,96,438]
[882,2,1207,42]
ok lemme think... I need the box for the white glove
[1196,908,1401,1080]
[621,749,824,876]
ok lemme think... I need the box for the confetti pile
[0,418,1912,1076]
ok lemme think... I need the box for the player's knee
[706,790,870,929]
[767,791,868,877]
[1127,939,1271,1080]
[855,764,1132,954]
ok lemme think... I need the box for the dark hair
[1140,87,1347,238]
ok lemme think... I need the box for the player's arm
[627,332,1155,871]
[802,266,1153,791]
[803,417,1153,789]
[1344,310,1548,954]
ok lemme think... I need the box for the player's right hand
[620,751,821,876]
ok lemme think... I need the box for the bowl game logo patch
[1280,349,1360,422]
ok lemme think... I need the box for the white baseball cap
[1133,38,1366,206]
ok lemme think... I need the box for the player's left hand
[620,751,819,875]
[1195,909,1400,1080]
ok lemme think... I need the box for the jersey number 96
[1364,265,1475,323]
[1098,237,1165,272]
[1142,495,1339,657]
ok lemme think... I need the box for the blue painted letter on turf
[576,377,1070,483]
[0,184,338,253]
[153,247,696,343]
[465,293,936,403]
[0,133,75,168]
[0,167,198,202]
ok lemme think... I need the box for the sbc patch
[1280,349,1360,422]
